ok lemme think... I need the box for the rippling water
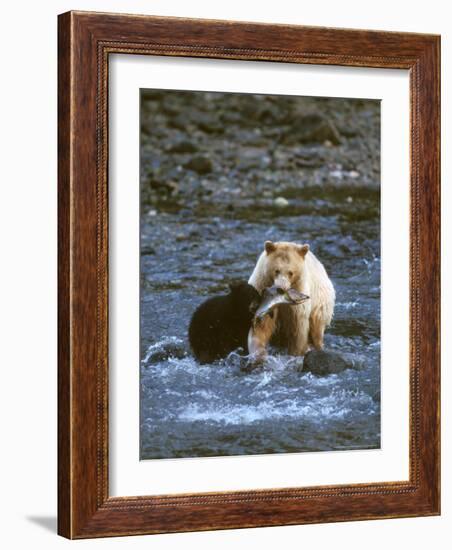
[140,198,381,459]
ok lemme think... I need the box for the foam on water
[176,388,375,426]
[140,336,380,456]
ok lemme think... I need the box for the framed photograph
[58,11,440,539]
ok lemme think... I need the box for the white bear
[248,241,335,358]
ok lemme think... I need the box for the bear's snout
[273,275,291,291]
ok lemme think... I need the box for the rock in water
[144,339,187,365]
[302,350,363,375]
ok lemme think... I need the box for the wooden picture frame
[58,10,440,539]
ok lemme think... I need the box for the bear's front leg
[287,313,310,356]
[309,307,326,350]
[247,311,276,366]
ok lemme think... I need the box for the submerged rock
[301,350,364,375]
[144,340,188,364]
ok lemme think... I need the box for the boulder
[302,350,364,375]
[143,340,187,364]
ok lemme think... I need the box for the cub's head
[228,282,261,316]
[262,241,310,290]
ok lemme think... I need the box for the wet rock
[145,340,188,364]
[282,113,342,146]
[168,140,199,154]
[301,350,364,375]
[184,156,214,175]
[141,244,156,255]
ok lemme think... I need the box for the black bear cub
[188,282,260,364]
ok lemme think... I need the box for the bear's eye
[288,271,293,277]
[275,269,280,276]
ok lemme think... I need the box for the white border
[109,55,409,497]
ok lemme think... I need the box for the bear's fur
[188,282,261,364]
[248,241,335,359]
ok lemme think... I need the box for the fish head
[254,285,309,320]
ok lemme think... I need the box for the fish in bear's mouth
[254,286,309,320]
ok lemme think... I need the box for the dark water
[139,91,380,460]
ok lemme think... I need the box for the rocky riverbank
[140,90,380,218]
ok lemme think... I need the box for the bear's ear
[296,243,310,258]
[265,241,277,254]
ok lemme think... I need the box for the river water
[140,195,380,458]
[139,91,380,459]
